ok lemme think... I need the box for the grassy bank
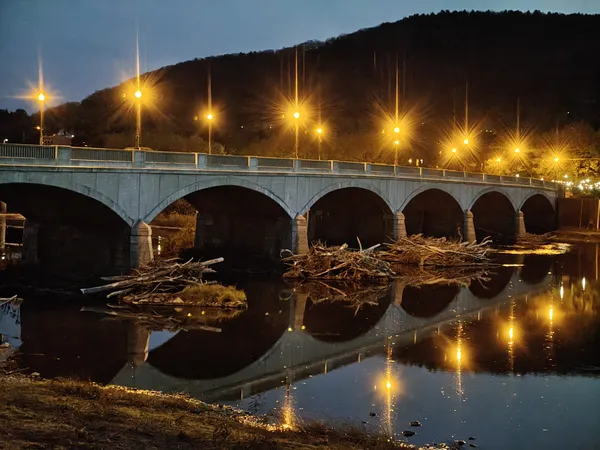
[0,375,408,450]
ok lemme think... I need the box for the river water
[1,245,600,449]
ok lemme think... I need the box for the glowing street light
[515,148,520,153]
[206,112,214,154]
[37,92,45,145]
[393,126,400,134]
[452,148,457,153]
[554,157,559,162]
[496,157,501,163]
[463,138,469,145]
[293,111,300,120]
[134,88,143,148]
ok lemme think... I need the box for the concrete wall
[557,197,600,229]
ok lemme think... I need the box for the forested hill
[23,11,600,155]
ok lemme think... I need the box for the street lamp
[316,127,323,160]
[134,89,142,148]
[38,92,45,145]
[206,113,214,154]
[394,139,400,165]
[463,138,469,145]
[452,148,457,153]
[514,148,520,153]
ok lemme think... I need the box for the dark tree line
[2,10,600,165]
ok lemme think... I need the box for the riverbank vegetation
[0,374,410,450]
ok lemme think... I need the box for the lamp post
[134,89,142,148]
[316,127,323,160]
[293,111,300,159]
[393,126,400,165]
[207,113,214,154]
[37,92,45,145]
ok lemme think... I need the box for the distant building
[42,130,74,146]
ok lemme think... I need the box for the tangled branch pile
[282,243,395,280]
[380,235,491,267]
[283,236,493,280]
[80,258,246,308]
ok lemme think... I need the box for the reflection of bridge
[0,144,561,273]
[111,269,553,402]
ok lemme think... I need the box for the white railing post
[249,156,258,170]
[133,150,146,168]
[56,146,72,164]
[197,153,207,169]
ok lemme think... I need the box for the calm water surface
[2,246,600,450]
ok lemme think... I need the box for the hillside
[8,10,600,166]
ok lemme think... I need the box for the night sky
[1,0,598,111]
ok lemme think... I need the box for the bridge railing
[0,143,559,190]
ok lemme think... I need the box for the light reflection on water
[1,246,600,448]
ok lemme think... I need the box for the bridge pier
[392,211,407,240]
[515,211,526,238]
[292,214,309,254]
[0,201,6,253]
[130,221,154,269]
[463,210,476,243]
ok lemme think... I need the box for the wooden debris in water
[282,242,395,280]
[380,235,492,267]
[80,257,247,309]
[282,235,492,280]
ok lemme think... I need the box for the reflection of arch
[18,302,129,383]
[520,255,553,285]
[469,266,515,299]
[401,284,459,318]
[300,181,394,214]
[402,188,463,238]
[0,181,133,226]
[143,177,294,223]
[147,300,289,379]
[520,193,556,234]
[304,295,391,342]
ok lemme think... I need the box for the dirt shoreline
[0,374,413,450]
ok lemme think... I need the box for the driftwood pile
[380,235,492,266]
[80,257,247,308]
[282,243,395,280]
[283,235,493,281]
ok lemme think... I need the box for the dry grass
[0,375,409,450]
[179,283,247,308]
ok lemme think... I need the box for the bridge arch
[469,189,516,242]
[300,181,394,214]
[401,188,463,238]
[143,177,294,223]
[304,185,394,247]
[0,180,134,226]
[520,193,556,234]
[0,182,133,273]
